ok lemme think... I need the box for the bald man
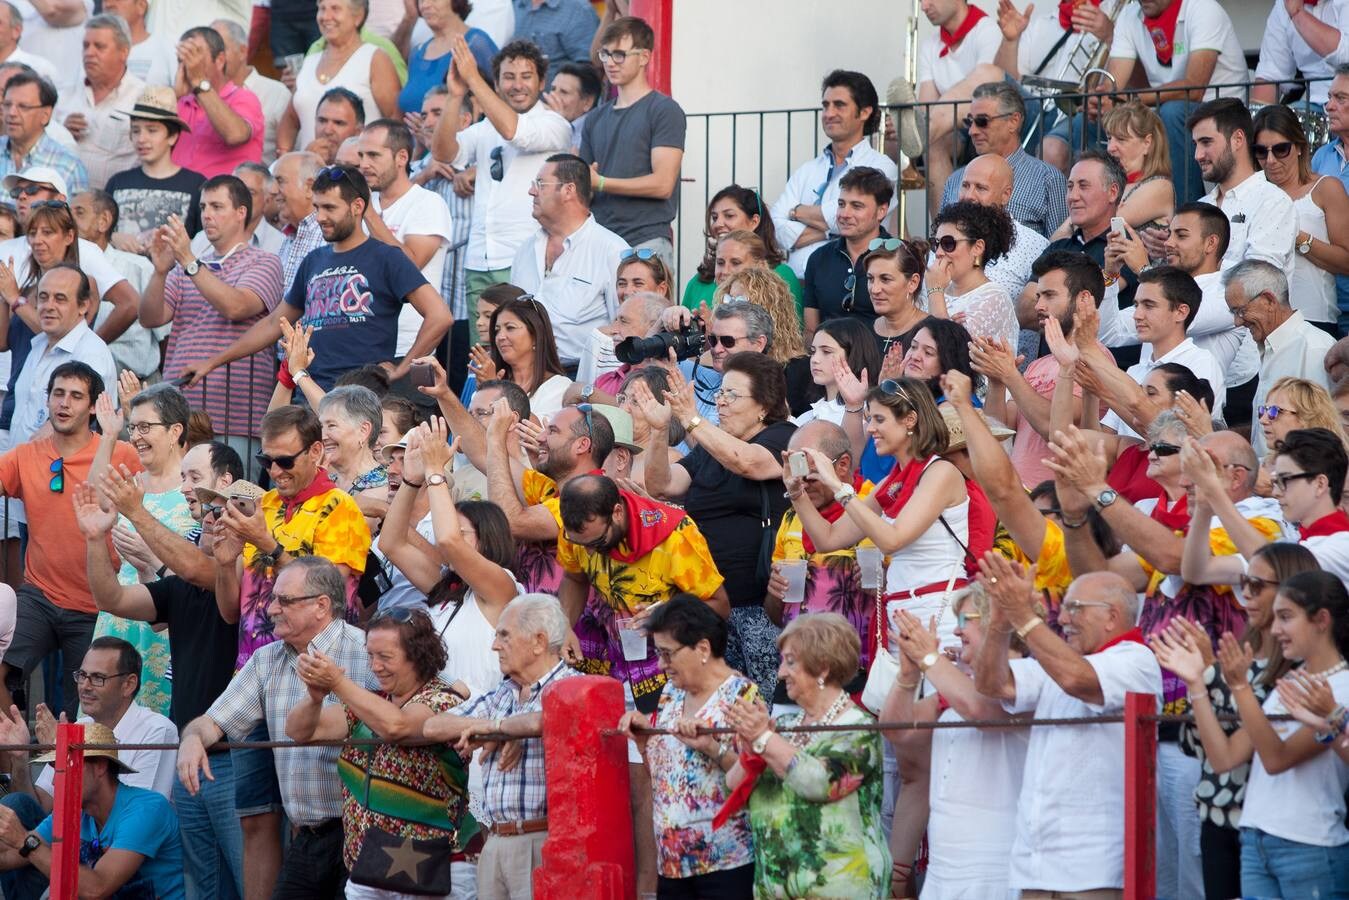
[952,154,1049,303]
[975,561,1162,898]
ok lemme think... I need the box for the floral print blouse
[646,674,756,879]
[748,702,891,899]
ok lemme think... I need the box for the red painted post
[1124,691,1157,900]
[50,722,85,900]
[631,0,673,95]
[533,675,633,900]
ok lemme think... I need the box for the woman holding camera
[634,351,797,699]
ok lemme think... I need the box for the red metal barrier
[1124,691,1157,900]
[50,722,85,899]
[534,675,634,900]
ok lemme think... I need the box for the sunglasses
[255,449,307,471]
[49,456,63,493]
[928,234,975,254]
[316,165,358,186]
[710,334,745,349]
[272,592,324,606]
[199,501,225,518]
[962,112,1014,130]
[489,145,504,182]
[575,402,595,440]
[371,606,429,625]
[878,379,914,406]
[9,184,47,199]
[869,238,903,252]
[1148,442,1182,457]
[842,272,858,311]
[1257,405,1298,420]
[620,247,657,261]
[1239,573,1277,593]
[1253,142,1294,160]
[564,519,613,551]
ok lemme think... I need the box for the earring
[816,675,825,690]
[701,656,708,665]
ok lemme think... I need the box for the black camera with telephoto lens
[614,322,707,364]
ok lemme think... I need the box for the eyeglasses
[255,449,307,471]
[928,234,975,254]
[620,247,657,261]
[72,670,133,687]
[1253,142,1294,160]
[1,101,46,113]
[1257,405,1298,421]
[712,388,744,404]
[1239,573,1277,593]
[1227,291,1268,321]
[956,611,982,629]
[878,379,915,406]
[962,112,1014,130]
[1148,442,1182,457]
[868,237,903,252]
[127,421,167,436]
[530,178,564,191]
[710,334,746,349]
[564,519,612,551]
[489,145,504,182]
[1270,471,1318,492]
[654,644,689,665]
[9,184,47,199]
[598,47,644,64]
[1061,599,1113,616]
[49,456,63,493]
[272,592,325,606]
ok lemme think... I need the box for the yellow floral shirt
[556,516,724,615]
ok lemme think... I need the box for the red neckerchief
[1096,627,1147,653]
[1107,442,1162,503]
[1059,0,1102,31]
[965,479,995,577]
[1298,509,1349,541]
[1150,491,1190,535]
[1143,0,1183,66]
[607,490,686,563]
[281,469,336,523]
[939,4,987,57]
[1127,171,1143,184]
[713,751,767,830]
[875,456,933,518]
[802,471,866,556]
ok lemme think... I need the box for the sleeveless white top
[293,43,381,150]
[923,705,1028,899]
[1290,177,1337,325]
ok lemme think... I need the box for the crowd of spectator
[0,0,1342,899]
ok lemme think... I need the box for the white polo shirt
[1254,0,1349,107]
[451,101,573,272]
[916,14,1001,95]
[1202,171,1297,278]
[1251,310,1337,456]
[1109,0,1249,99]
[509,214,627,365]
[1100,337,1225,438]
[55,72,146,190]
[1005,640,1163,892]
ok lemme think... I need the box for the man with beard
[357,118,452,366]
[431,37,571,341]
[974,251,1109,487]
[178,163,451,392]
[1190,98,1297,276]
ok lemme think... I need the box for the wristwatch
[291,368,310,383]
[254,547,280,568]
[1298,233,1314,255]
[750,731,772,754]
[579,384,595,403]
[919,651,940,672]
[194,79,212,94]
[833,485,857,507]
[684,415,703,433]
[18,834,40,858]
[184,258,201,277]
[1093,487,1118,510]
[427,473,448,488]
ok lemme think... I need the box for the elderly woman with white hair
[423,593,580,896]
[318,385,388,509]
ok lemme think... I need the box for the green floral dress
[747,702,891,899]
[92,488,194,717]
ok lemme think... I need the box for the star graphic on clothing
[381,837,429,881]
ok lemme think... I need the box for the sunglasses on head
[869,237,903,252]
[316,165,356,185]
[620,247,657,261]
[255,448,308,471]
[928,234,974,254]
[878,379,914,406]
[1253,141,1294,160]
[575,402,595,440]
[371,606,429,625]
[1148,442,1182,457]
[48,456,62,493]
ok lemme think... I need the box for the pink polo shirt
[172,81,264,178]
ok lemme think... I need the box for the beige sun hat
[33,722,138,775]
[193,479,266,507]
[940,404,1015,454]
[123,85,190,130]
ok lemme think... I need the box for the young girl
[798,318,881,427]
[1152,570,1349,898]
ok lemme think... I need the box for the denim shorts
[231,720,283,816]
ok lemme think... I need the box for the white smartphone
[1110,216,1128,238]
[788,451,810,479]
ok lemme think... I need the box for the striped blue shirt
[941,148,1069,238]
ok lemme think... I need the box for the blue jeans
[1051,99,1205,203]
[1239,827,1349,899]
[174,750,244,900]
[0,792,48,900]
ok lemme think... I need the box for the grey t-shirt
[580,90,686,245]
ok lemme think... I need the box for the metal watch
[18,833,40,858]
[579,383,595,403]
[195,79,212,94]
[750,731,771,754]
[291,368,310,382]
[1298,234,1313,255]
[919,651,940,672]
[184,258,201,277]
[427,473,448,488]
[684,415,703,432]
[1093,488,1119,510]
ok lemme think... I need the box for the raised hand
[94,390,124,438]
[834,359,869,411]
[468,344,499,382]
[97,464,145,517]
[996,0,1033,40]
[402,427,427,485]
[33,704,58,747]
[1073,303,1101,351]
[1044,314,1079,370]
[969,335,1019,384]
[296,649,344,693]
[420,418,456,473]
[73,483,116,538]
[940,369,973,407]
[1043,425,1108,492]
[878,342,905,382]
[1173,390,1213,438]
[975,552,1037,627]
[513,416,544,461]
[1148,626,1207,689]
[118,370,144,403]
[279,317,315,375]
[893,609,939,665]
[0,705,31,767]
[1276,669,1337,731]
[411,355,450,400]
[1167,617,1216,670]
[0,257,19,303]
[801,447,843,492]
[148,228,176,275]
[1216,632,1255,688]
[628,379,672,431]
[1179,437,1226,506]
[484,396,517,445]
[663,379,697,426]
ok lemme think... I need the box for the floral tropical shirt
[646,675,756,878]
[747,703,891,899]
[772,508,874,672]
